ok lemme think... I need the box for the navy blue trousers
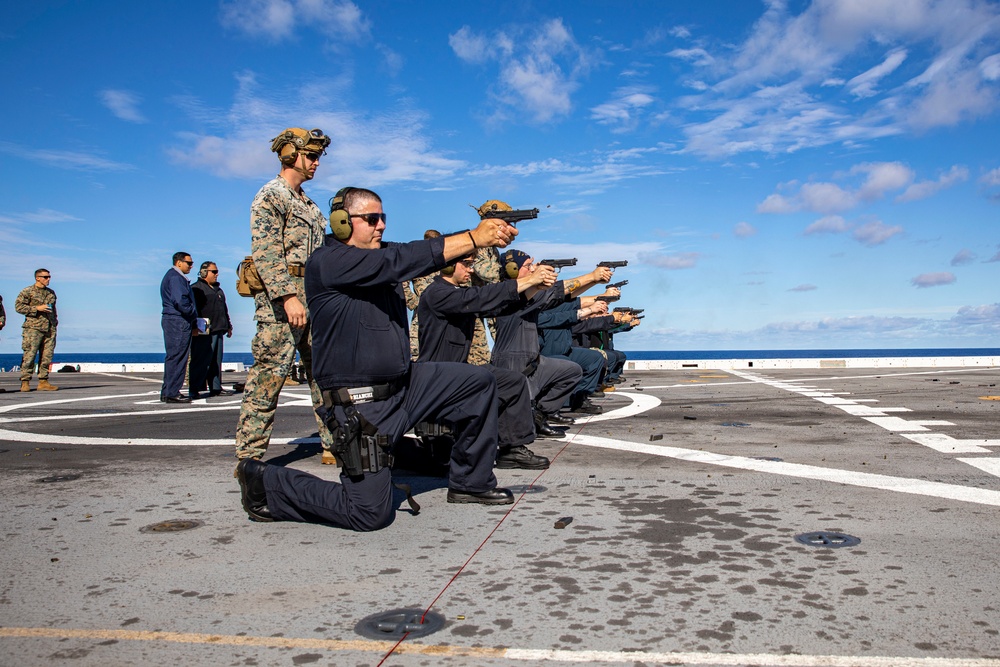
[161,316,192,399]
[189,331,225,394]
[264,466,394,532]
[257,362,500,532]
[527,355,581,415]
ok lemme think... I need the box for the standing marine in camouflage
[235,128,336,463]
[15,268,59,392]
[467,200,506,365]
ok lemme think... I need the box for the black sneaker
[496,445,550,469]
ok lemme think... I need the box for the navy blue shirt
[416,275,520,363]
[491,282,567,373]
[306,235,446,388]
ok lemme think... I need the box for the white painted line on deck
[570,433,1000,507]
[2,626,998,667]
[957,458,1000,477]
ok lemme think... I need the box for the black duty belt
[323,374,407,407]
[287,264,306,278]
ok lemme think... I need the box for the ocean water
[2,348,999,371]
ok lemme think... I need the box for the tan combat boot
[321,450,337,465]
[20,381,31,392]
[37,379,59,391]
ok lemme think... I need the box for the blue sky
[1,0,999,354]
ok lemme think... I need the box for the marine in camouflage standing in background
[15,268,59,392]
[467,200,506,365]
[235,128,336,463]
[402,229,441,360]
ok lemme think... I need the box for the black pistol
[539,258,578,271]
[479,205,539,225]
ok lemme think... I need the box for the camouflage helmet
[477,199,512,218]
[271,128,331,164]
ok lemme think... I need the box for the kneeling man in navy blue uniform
[236,187,519,531]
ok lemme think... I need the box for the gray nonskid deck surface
[1,367,999,666]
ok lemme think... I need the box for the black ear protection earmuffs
[328,187,355,241]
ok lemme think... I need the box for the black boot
[533,410,563,438]
[236,459,274,522]
[496,445,550,469]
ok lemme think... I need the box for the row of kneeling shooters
[231,127,641,532]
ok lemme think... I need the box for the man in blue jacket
[235,188,520,531]
[159,252,197,403]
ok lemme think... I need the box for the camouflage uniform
[404,272,437,361]
[14,285,57,381]
[235,176,334,460]
[468,246,501,365]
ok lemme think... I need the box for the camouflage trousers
[235,322,334,460]
[21,328,56,381]
[467,317,496,366]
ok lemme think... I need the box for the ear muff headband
[505,261,520,279]
[441,264,456,276]
[329,187,355,241]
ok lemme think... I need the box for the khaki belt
[287,264,305,278]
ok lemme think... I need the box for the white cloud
[733,221,756,237]
[590,87,656,132]
[666,47,714,67]
[449,19,592,124]
[168,72,463,187]
[951,249,976,266]
[853,220,903,246]
[896,165,969,202]
[639,251,700,270]
[911,271,956,288]
[671,1,1000,158]
[0,141,132,172]
[759,161,965,215]
[788,284,817,292]
[982,53,1000,80]
[804,215,849,235]
[99,89,146,123]
[952,303,1000,325]
[219,0,369,44]
[980,167,1000,186]
[846,48,907,98]
[853,162,914,202]
[449,26,489,64]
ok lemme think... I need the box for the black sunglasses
[303,152,322,161]
[351,212,387,225]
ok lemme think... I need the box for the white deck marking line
[957,458,1000,477]
[93,372,162,383]
[570,433,1000,507]
[574,391,660,422]
[3,627,999,667]
[0,392,657,445]
[0,391,160,415]
[729,370,999,479]
[901,433,996,454]
[0,428,319,446]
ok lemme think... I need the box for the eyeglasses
[37,275,51,279]
[303,152,322,162]
[207,270,218,274]
[350,212,387,225]
[181,260,193,265]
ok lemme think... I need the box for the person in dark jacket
[235,187,520,531]
[417,252,558,469]
[190,261,234,398]
[537,289,619,412]
[160,252,197,403]
[490,251,612,433]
